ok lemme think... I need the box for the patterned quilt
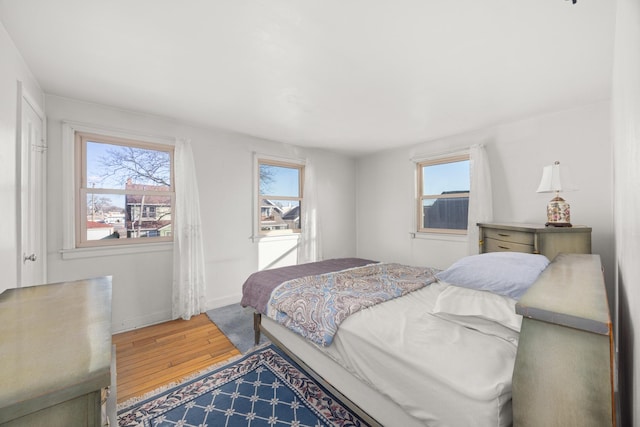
[266,263,440,346]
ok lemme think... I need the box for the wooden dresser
[512,254,615,426]
[0,277,112,427]
[478,222,591,260]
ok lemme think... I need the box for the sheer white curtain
[297,158,321,263]
[467,144,493,254]
[172,138,206,320]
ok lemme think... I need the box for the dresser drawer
[484,237,535,254]
[483,228,535,246]
[478,223,592,261]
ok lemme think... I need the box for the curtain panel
[467,144,493,254]
[297,158,322,263]
[172,138,207,320]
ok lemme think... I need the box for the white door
[19,84,47,287]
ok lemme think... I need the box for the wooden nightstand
[477,222,591,260]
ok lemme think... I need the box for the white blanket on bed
[320,281,518,427]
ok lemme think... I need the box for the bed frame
[256,314,419,427]
[253,253,616,426]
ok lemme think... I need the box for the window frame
[256,157,305,237]
[74,131,175,248]
[416,154,470,235]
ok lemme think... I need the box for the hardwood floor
[113,313,241,404]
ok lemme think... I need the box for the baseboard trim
[112,294,244,334]
[113,309,172,334]
[206,294,242,311]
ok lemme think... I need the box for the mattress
[312,281,517,426]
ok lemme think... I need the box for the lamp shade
[537,161,563,193]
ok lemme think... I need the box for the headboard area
[512,253,615,426]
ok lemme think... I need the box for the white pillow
[432,284,522,332]
[435,252,550,299]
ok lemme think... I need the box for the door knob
[23,253,37,263]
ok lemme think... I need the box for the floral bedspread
[266,263,440,346]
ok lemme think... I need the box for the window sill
[409,232,468,242]
[60,242,173,260]
[251,234,301,243]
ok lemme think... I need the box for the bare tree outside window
[96,145,171,187]
[259,164,276,194]
[76,132,174,247]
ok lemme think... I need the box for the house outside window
[417,155,470,234]
[76,131,174,247]
[258,159,304,236]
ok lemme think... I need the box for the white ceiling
[0,1,616,156]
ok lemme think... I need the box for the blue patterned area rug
[117,344,370,427]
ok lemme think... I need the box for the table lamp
[537,161,572,227]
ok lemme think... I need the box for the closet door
[18,83,47,287]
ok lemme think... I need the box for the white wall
[356,102,615,297]
[0,23,43,294]
[45,95,357,333]
[612,0,639,424]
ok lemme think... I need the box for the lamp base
[546,195,571,227]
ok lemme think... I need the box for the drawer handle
[498,245,511,250]
[497,233,511,237]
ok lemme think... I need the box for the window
[76,131,174,247]
[417,155,470,234]
[258,159,304,236]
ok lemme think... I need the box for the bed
[240,253,615,427]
